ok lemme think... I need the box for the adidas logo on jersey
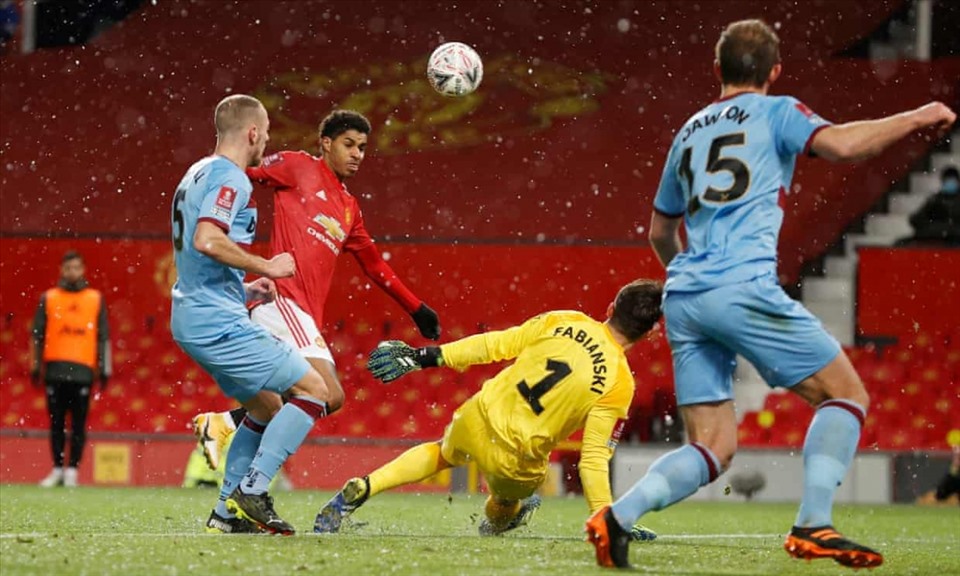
[315,189,327,201]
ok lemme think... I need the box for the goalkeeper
[314,279,663,541]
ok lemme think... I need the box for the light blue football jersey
[170,156,257,343]
[653,93,831,293]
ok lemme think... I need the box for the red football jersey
[247,151,374,323]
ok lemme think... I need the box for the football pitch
[1,485,957,575]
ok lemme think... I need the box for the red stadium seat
[763,392,806,415]
[943,348,960,379]
[346,416,381,438]
[859,359,905,395]
[931,395,956,425]
[882,428,925,451]
[737,411,771,447]
[769,425,807,448]
[844,344,878,366]
[859,414,880,450]
[872,396,907,428]
[888,346,919,367]
[909,363,948,388]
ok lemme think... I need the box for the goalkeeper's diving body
[314,279,663,540]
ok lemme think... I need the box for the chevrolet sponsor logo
[312,214,346,242]
[306,226,341,255]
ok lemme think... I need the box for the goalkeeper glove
[367,340,444,383]
[411,303,441,340]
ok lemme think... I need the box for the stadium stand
[2,1,957,281]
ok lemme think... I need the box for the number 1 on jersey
[517,359,572,415]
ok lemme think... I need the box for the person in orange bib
[31,250,111,487]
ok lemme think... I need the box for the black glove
[367,341,443,383]
[411,303,441,340]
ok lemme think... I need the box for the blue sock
[610,443,719,531]
[795,400,864,528]
[215,415,265,518]
[240,396,326,495]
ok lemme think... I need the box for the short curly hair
[319,110,371,141]
[609,279,664,342]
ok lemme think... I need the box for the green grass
[1,485,957,575]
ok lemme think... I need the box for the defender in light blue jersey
[170,95,340,536]
[653,93,830,295]
[587,20,955,570]
[170,155,259,344]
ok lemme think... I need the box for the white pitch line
[661,533,781,539]
[0,532,778,540]
[2,532,953,545]
[0,532,291,539]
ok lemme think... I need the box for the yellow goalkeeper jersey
[440,310,635,511]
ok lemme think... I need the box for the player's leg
[314,441,453,533]
[315,394,487,533]
[599,402,731,547]
[589,290,731,568]
[252,297,346,414]
[180,326,309,534]
[314,395,477,533]
[207,390,281,534]
[40,380,67,487]
[445,397,546,536]
[235,369,330,491]
[192,407,246,471]
[64,382,92,487]
[722,275,881,567]
[483,495,521,532]
[790,354,869,526]
[368,441,452,495]
[307,356,344,413]
[226,327,337,533]
[479,475,543,536]
[786,357,880,566]
[194,297,342,471]
[611,294,730,517]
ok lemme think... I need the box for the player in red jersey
[193,110,440,480]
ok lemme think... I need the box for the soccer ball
[426,42,483,97]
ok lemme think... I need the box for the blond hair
[214,94,265,136]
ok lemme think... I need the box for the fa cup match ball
[426,42,483,97]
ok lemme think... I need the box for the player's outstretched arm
[367,316,542,381]
[812,101,956,163]
[193,221,295,279]
[368,314,551,384]
[439,314,549,371]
